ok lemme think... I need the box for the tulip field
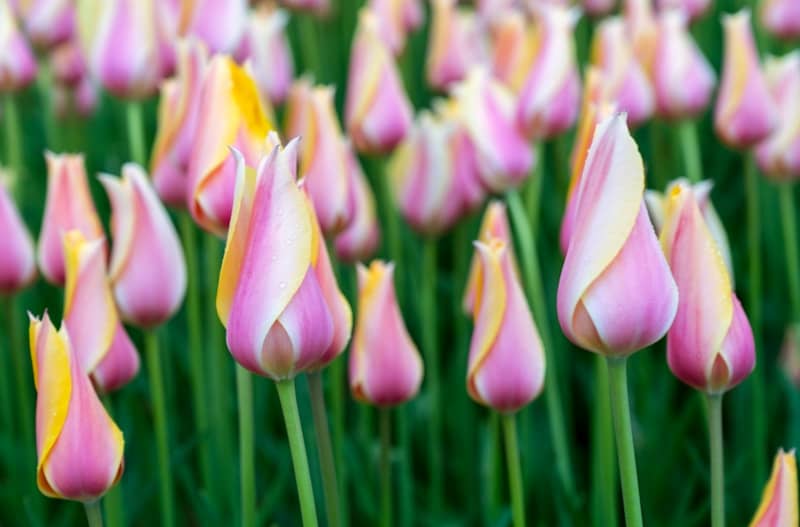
[2,0,800,525]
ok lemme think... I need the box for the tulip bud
[657,0,711,22]
[557,114,678,355]
[0,1,37,91]
[761,0,800,41]
[100,164,187,328]
[51,39,87,87]
[780,326,800,388]
[280,0,330,17]
[38,153,104,286]
[21,0,75,49]
[749,449,798,527]
[187,55,274,236]
[714,10,777,149]
[0,174,36,293]
[183,0,247,56]
[583,0,616,17]
[426,0,486,91]
[489,10,536,92]
[367,0,423,55]
[62,231,139,393]
[660,181,754,394]
[30,313,124,501]
[335,143,380,263]
[345,8,413,154]
[74,76,98,117]
[623,0,657,73]
[756,53,800,181]
[350,260,423,406]
[653,10,715,119]
[246,7,294,105]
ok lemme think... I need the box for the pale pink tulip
[0,174,36,293]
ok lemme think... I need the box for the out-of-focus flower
[345,8,413,154]
[0,174,36,293]
[245,6,294,106]
[489,10,536,92]
[368,0,423,55]
[623,0,657,72]
[761,0,800,41]
[152,0,180,77]
[749,449,798,527]
[583,0,616,17]
[217,142,352,380]
[660,181,754,393]
[100,164,186,328]
[74,76,97,116]
[280,0,330,17]
[756,53,800,181]
[467,239,545,413]
[350,260,423,406]
[714,9,777,149]
[150,39,207,208]
[184,0,247,57]
[335,143,380,263]
[38,153,103,286]
[0,1,37,91]
[516,5,581,140]
[187,55,274,236]
[51,39,87,87]
[19,0,75,49]
[657,0,711,21]
[652,10,715,119]
[30,313,124,501]
[426,0,486,91]
[780,326,800,388]
[557,114,678,355]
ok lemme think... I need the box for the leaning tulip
[761,0,800,41]
[345,8,413,154]
[21,0,75,49]
[246,6,294,105]
[714,10,777,149]
[350,260,423,406]
[184,0,247,55]
[30,313,124,501]
[100,164,187,328]
[426,0,485,91]
[187,55,273,235]
[755,53,800,181]
[335,143,380,263]
[0,1,37,91]
[749,449,798,527]
[38,152,104,286]
[0,175,36,293]
[657,0,711,21]
[557,114,678,355]
[653,10,715,120]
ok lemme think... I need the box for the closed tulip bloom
[467,239,545,413]
[658,0,711,21]
[660,182,754,393]
[38,153,104,286]
[184,0,247,55]
[20,0,75,49]
[653,10,715,119]
[749,449,798,527]
[30,313,124,501]
[74,75,98,117]
[187,55,273,236]
[0,1,37,90]
[0,176,36,293]
[246,7,294,105]
[557,114,678,355]
[623,0,657,73]
[62,231,139,393]
[100,164,187,328]
[335,143,380,263]
[583,0,616,17]
[350,260,423,406]
[489,10,536,92]
[367,0,416,55]
[51,39,87,87]
[426,0,486,91]
[280,0,330,17]
[756,53,800,181]
[780,327,800,388]
[715,10,777,148]
[345,9,413,154]
[761,0,800,41]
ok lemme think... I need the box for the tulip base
[84,500,104,527]
[308,371,342,527]
[145,331,175,527]
[501,413,526,527]
[707,394,725,527]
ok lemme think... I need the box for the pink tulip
[653,10,716,119]
[761,0,800,41]
[100,164,187,328]
[0,175,36,293]
[660,181,754,393]
[489,10,534,92]
[780,326,800,388]
[467,239,545,413]
[183,0,247,56]
[38,153,104,286]
[715,10,777,149]
[74,76,98,117]
[21,0,75,49]
[335,143,380,263]
[30,312,124,501]
[280,0,330,17]
[367,0,423,55]
[345,8,413,154]
[51,39,87,87]
[756,53,800,181]
[216,142,352,380]
[623,0,657,72]
[657,0,711,21]
[750,449,798,527]
[246,6,294,105]
[583,0,616,17]
[350,260,423,406]
[426,0,486,91]
[62,230,139,393]
[557,114,678,355]
[0,1,37,91]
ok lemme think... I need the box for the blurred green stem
[298,14,321,79]
[397,407,412,527]
[525,143,543,233]
[308,371,341,527]
[236,365,255,527]
[126,101,146,166]
[145,331,175,527]
[607,357,643,527]
[380,408,392,527]
[779,184,800,321]
[276,379,319,527]
[592,356,618,527]
[5,296,32,449]
[84,501,104,527]
[707,394,725,527]
[374,158,401,266]
[678,120,702,184]
[502,413,525,527]
[36,61,58,150]
[4,94,23,181]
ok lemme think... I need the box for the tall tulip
[426,0,485,91]
[749,449,798,527]
[335,143,380,263]
[761,0,800,41]
[245,6,294,105]
[0,0,37,91]
[0,175,36,294]
[756,53,800,181]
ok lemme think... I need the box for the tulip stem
[501,413,526,527]
[126,101,146,167]
[144,331,175,527]
[592,356,618,527]
[276,379,319,527]
[236,365,256,527]
[678,120,702,184]
[380,408,393,527]
[3,93,23,183]
[707,393,725,527]
[308,371,342,527]
[779,184,800,322]
[606,357,643,527]
[84,500,104,527]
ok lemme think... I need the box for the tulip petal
[749,449,798,527]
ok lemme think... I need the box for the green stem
[397,407,412,527]
[678,120,702,184]
[329,355,348,526]
[126,101,146,166]
[36,60,58,150]
[374,159,401,265]
[380,408,393,527]
[4,93,23,181]
[145,331,175,527]
[236,365,256,527]
[525,143,544,233]
[275,379,319,527]
[707,394,725,527]
[484,413,502,524]
[84,500,104,527]
[308,371,342,527]
[501,413,526,527]
[592,356,618,527]
[298,14,322,80]
[779,184,800,322]
[607,357,643,527]
[5,296,32,448]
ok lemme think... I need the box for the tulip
[187,55,274,236]
[623,0,657,72]
[74,76,98,117]
[345,8,413,154]
[335,143,380,263]
[150,39,208,208]
[583,0,616,17]
[30,312,124,501]
[0,174,36,293]
[245,6,294,105]
[426,0,486,91]
[761,0,800,41]
[0,1,37,91]
[100,163,187,328]
[489,10,535,92]
[51,39,87,87]
[62,230,139,393]
[38,153,104,286]
[780,326,800,388]
[367,0,423,55]
[652,10,715,120]
[714,10,777,149]
[558,114,678,355]
[349,260,423,406]
[183,0,247,56]
[151,0,181,78]
[280,0,330,17]
[756,53,800,181]
[657,0,711,21]
[20,0,75,49]
[749,449,798,527]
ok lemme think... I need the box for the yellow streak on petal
[350,11,385,128]
[749,449,798,527]
[467,240,507,382]
[230,60,273,138]
[719,12,753,126]
[351,261,389,399]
